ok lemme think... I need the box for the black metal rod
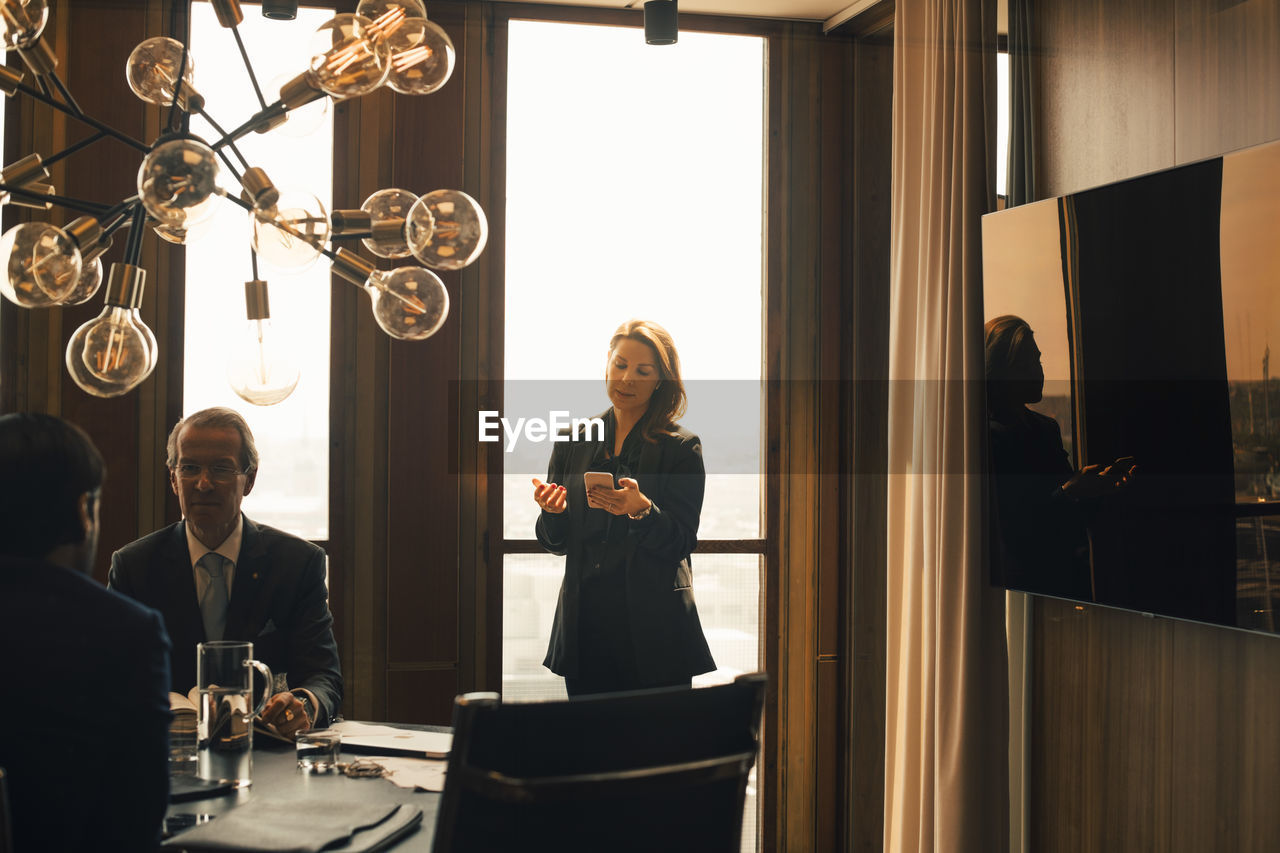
[251,248,260,280]
[48,70,84,117]
[35,74,52,99]
[124,203,148,266]
[0,182,110,216]
[197,109,251,170]
[223,191,254,213]
[211,108,274,151]
[14,81,150,153]
[230,25,268,111]
[167,39,191,134]
[41,130,106,168]
[101,208,134,241]
[101,194,142,224]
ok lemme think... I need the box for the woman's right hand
[532,478,568,514]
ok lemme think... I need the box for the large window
[183,2,332,539]
[501,19,765,700]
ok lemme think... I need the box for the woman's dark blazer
[536,411,716,684]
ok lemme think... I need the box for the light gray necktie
[199,552,229,642]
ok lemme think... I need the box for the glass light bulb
[384,17,455,96]
[0,0,48,51]
[125,36,198,109]
[152,216,215,245]
[307,14,390,99]
[364,265,448,340]
[65,306,156,398]
[405,189,487,271]
[267,72,330,139]
[356,0,426,24]
[227,318,301,406]
[360,188,418,259]
[138,138,221,228]
[60,257,104,306]
[251,191,330,272]
[0,221,83,307]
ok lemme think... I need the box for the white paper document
[330,721,452,759]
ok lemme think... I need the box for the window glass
[183,2,332,539]
[502,20,765,721]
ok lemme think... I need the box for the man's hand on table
[259,691,312,739]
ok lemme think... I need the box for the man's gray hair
[166,407,259,474]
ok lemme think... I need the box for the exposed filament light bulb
[330,248,449,341]
[65,263,157,398]
[227,279,300,406]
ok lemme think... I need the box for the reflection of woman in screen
[531,320,715,696]
[985,315,1132,600]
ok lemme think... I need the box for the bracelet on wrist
[628,502,653,521]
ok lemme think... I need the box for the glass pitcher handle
[246,659,274,717]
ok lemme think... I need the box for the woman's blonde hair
[609,319,687,442]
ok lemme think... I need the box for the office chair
[433,672,767,853]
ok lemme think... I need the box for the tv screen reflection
[982,137,1280,634]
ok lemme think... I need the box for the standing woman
[532,319,715,696]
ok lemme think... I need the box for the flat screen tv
[982,137,1280,634]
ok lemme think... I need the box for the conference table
[163,724,445,852]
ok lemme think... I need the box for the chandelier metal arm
[211,106,284,153]
[197,108,252,171]
[47,69,83,117]
[13,80,150,154]
[0,182,109,216]
[101,195,142,228]
[41,130,105,169]
[228,24,267,111]
[123,202,148,266]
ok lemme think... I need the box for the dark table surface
[164,725,442,851]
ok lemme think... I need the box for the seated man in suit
[109,406,342,736]
[0,413,171,852]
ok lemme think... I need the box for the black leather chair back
[433,673,767,853]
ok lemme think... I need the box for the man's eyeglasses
[173,463,245,483]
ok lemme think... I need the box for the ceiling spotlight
[261,0,298,20]
[644,0,677,46]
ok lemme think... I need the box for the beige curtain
[884,1,1009,851]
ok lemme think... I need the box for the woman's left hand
[588,476,653,517]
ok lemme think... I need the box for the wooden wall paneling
[330,53,391,721]
[384,0,470,723]
[846,29,892,853]
[815,24,854,853]
[767,20,839,853]
[456,1,505,695]
[1035,0,1176,197]
[1169,621,1280,852]
[1031,600,1174,852]
[1173,0,1280,165]
[1034,0,1280,850]
[58,0,160,582]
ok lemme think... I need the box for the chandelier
[0,0,487,405]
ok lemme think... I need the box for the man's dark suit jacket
[0,555,171,852]
[108,515,342,727]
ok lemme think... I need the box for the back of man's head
[0,413,105,561]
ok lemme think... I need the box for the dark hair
[0,413,105,559]
[166,407,259,473]
[609,319,687,442]
[984,314,1035,382]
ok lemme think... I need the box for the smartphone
[583,471,615,492]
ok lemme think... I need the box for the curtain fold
[884,1,1009,851]
[1007,0,1038,206]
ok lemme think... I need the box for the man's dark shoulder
[0,556,165,643]
[251,521,324,555]
[112,521,180,564]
